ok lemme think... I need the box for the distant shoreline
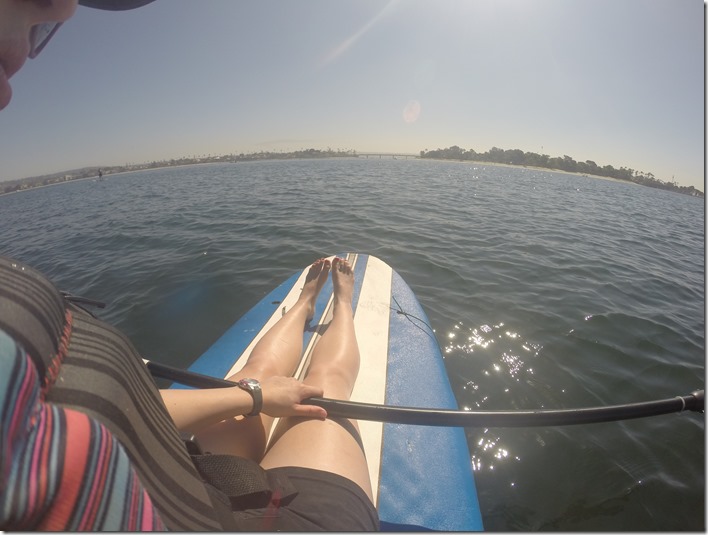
[0,162,228,198]
[0,173,99,197]
[2,151,702,198]
[419,146,703,198]
[430,158,641,185]
[0,149,357,197]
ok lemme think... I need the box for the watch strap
[237,379,263,417]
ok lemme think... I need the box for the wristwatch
[236,378,263,417]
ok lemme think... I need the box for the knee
[304,367,355,400]
[226,361,280,382]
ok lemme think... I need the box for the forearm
[160,376,327,434]
[160,387,255,434]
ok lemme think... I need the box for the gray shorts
[231,466,380,531]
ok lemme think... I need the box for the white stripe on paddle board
[350,255,392,506]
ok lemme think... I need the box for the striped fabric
[0,257,227,530]
[0,329,165,530]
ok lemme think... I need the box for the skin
[0,0,78,109]
[178,257,373,500]
[2,1,373,501]
[260,257,373,500]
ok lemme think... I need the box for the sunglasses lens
[29,22,62,59]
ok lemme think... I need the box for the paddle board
[184,253,483,531]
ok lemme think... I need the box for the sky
[0,0,704,189]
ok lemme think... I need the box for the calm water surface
[1,159,704,530]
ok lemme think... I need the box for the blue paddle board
[184,253,483,531]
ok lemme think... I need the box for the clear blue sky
[1,0,704,189]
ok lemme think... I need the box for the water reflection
[470,427,523,482]
[443,321,547,476]
[444,321,543,405]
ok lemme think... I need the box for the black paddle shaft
[145,360,704,428]
[304,391,704,427]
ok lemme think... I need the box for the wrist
[235,378,262,416]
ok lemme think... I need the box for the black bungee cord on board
[390,294,439,344]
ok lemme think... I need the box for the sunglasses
[28,22,63,59]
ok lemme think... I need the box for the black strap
[191,454,298,510]
[202,482,241,531]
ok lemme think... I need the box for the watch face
[240,378,260,389]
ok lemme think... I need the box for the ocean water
[1,158,704,530]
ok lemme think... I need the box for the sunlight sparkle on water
[494,448,509,460]
[471,430,519,473]
[463,381,479,391]
[443,321,543,475]
[501,351,524,378]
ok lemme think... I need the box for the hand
[260,376,327,420]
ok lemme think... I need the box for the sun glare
[319,0,399,67]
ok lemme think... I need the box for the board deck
[183,253,483,531]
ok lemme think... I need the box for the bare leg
[194,258,331,460]
[260,257,374,502]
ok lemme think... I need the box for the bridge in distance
[357,153,419,160]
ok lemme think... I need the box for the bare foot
[331,257,354,311]
[298,258,331,318]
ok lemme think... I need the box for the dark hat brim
[78,0,155,10]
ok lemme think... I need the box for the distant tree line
[420,145,702,198]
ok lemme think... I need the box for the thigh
[259,414,374,502]
[192,365,276,461]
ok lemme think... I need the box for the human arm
[160,376,327,434]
